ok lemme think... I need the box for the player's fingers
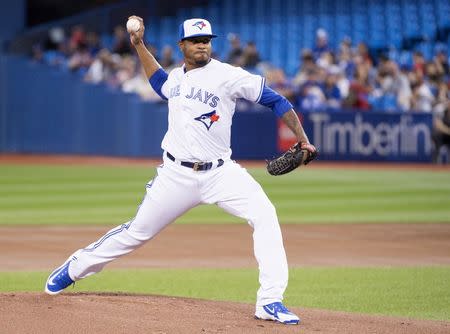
[128,15,143,22]
[128,15,143,24]
[301,142,316,153]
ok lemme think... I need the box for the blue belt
[166,152,224,171]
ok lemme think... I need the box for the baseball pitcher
[45,16,317,325]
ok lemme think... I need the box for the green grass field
[1,164,450,225]
[1,163,450,321]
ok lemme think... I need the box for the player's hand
[300,142,316,155]
[128,15,145,46]
[300,142,318,165]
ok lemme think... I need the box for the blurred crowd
[32,25,159,101]
[32,24,449,116]
[28,23,450,162]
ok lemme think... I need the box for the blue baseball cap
[179,18,217,41]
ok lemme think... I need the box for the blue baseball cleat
[45,260,74,295]
[255,302,300,325]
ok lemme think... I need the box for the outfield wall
[0,54,432,162]
[280,112,432,162]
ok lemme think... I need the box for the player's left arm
[228,67,316,156]
[258,86,315,148]
[280,109,310,144]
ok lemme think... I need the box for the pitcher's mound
[1,293,448,334]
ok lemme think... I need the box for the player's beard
[195,58,209,66]
[194,53,210,67]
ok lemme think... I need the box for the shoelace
[55,266,74,288]
[272,302,291,314]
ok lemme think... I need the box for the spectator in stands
[317,50,334,72]
[86,31,101,56]
[410,70,435,112]
[426,61,444,97]
[115,55,137,87]
[67,42,92,74]
[355,42,373,67]
[337,37,355,78]
[322,65,343,109]
[293,49,317,88]
[434,48,449,77]
[334,65,350,100]
[313,28,330,60]
[122,65,161,102]
[240,41,261,70]
[376,54,394,78]
[434,81,449,114]
[372,54,399,110]
[84,48,118,84]
[69,25,86,52]
[393,63,413,111]
[112,25,132,55]
[226,33,243,66]
[297,68,327,110]
[344,63,372,110]
[432,100,450,163]
[40,27,69,67]
[412,51,426,75]
[45,27,65,51]
[159,45,175,70]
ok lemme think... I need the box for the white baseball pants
[68,153,289,306]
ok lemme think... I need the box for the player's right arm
[128,15,168,100]
[128,15,161,78]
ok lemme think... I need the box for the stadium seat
[415,42,433,61]
[139,0,450,78]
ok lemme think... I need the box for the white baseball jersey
[159,59,265,161]
[56,53,290,311]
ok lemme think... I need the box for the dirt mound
[1,293,448,334]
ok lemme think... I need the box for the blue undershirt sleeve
[258,86,293,117]
[149,68,168,101]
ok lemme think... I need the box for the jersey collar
[182,58,213,73]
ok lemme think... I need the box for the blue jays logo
[194,110,220,131]
[192,20,207,30]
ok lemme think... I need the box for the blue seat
[435,0,450,28]
[206,6,221,23]
[420,15,437,38]
[398,50,414,69]
[386,34,403,49]
[404,20,420,38]
[140,0,450,79]
[416,42,434,61]
[190,7,206,19]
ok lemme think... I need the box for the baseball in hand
[126,18,140,33]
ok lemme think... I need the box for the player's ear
[178,41,185,53]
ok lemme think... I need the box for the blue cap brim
[180,33,218,41]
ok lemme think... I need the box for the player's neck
[184,58,211,72]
